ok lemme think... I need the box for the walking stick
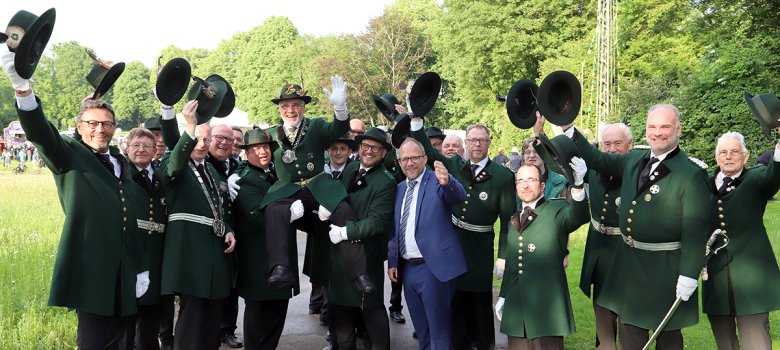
[641,229,729,350]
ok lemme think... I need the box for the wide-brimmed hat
[85,51,125,99]
[537,71,581,126]
[186,75,230,124]
[536,133,580,184]
[271,83,311,104]
[2,8,56,79]
[144,116,161,131]
[372,92,402,123]
[241,127,278,152]
[210,75,235,118]
[505,78,539,129]
[156,58,191,106]
[356,127,391,150]
[426,126,445,141]
[743,92,780,140]
[328,133,358,151]
[391,113,411,148]
[409,72,441,117]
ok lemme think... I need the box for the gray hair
[716,131,748,154]
[598,123,633,143]
[647,104,680,127]
[398,138,425,156]
[77,99,116,121]
[466,124,490,139]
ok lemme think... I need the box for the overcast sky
[6,0,396,67]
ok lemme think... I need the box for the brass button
[460,216,465,220]
[295,164,300,168]
[717,200,722,204]
[467,194,471,197]
[627,218,632,223]
[600,216,605,220]
[149,211,153,215]
[626,227,632,233]
[121,198,125,203]
[518,249,522,254]
[605,193,610,198]
[518,243,523,247]
[718,214,724,219]
[518,270,523,274]
[297,171,302,175]
[718,207,723,212]
[462,208,466,212]
[123,207,127,212]
[631,201,637,206]
[629,209,634,214]
[602,208,607,213]
[720,222,726,227]
[518,256,523,260]
[123,218,127,222]
[721,230,727,234]
[603,201,608,205]
[518,249,523,254]
[149,204,154,208]
[518,236,523,241]
[464,201,469,205]
[518,263,523,267]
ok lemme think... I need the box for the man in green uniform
[409,118,515,350]
[495,161,589,349]
[3,52,147,348]
[159,100,237,350]
[703,131,780,349]
[553,105,711,349]
[522,137,568,199]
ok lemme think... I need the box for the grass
[0,169,777,348]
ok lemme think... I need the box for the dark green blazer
[129,165,168,305]
[17,99,143,317]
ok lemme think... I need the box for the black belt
[403,258,425,265]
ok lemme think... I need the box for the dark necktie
[398,180,418,257]
[265,169,277,184]
[637,157,659,191]
[195,163,215,193]
[332,170,342,180]
[519,206,533,230]
[139,168,153,194]
[96,153,115,177]
[718,176,733,196]
[471,164,479,179]
[355,168,367,184]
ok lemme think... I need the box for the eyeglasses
[515,178,540,185]
[213,135,232,143]
[465,138,490,145]
[523,149,537,156]
[717,150,743,157]
[350,129,365,135]
[129,144,154,151]
[233,137,244,143]
[359,143,383,153]
[80,120,116,129]
[199,137,212,144]
[398,155,425,164]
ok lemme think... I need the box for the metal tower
[594,0,618,130]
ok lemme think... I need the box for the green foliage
[112,61,156,129]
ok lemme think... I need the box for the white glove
[495,297,505,321]
[493,258,505,279]
[569,156,587,186]
[318,205,332,221]
[228,173,241,201]
[160,103,176,120]
[323,75,348,110]
[329,224,348,244]
[290,199,304,222]
[135,271,150,298]
[676,275,698,301]
[1,52,30,91]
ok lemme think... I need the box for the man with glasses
[3,53,147,348]
[231,126,244,161]
[522,134,568,199]
[410,120,515,350]
[348,119,365,160]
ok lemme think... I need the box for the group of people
[3,41,779,350]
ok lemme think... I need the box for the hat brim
[208,74,234,118]
[537,71,581,126]
[743,91,775,140]
[93,62,125,99]
[272,95,312,104]
[372,94,398,123]
[187,78,227,125]
[506,79,539,129]
[409,72,441,117]
[330,138,358,151]
[156,58,191,106]
[391,114,411,149]
[537,133,578,184]
[355,134,390,150]
[14,8,56,80]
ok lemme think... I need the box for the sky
[5,0,396,67]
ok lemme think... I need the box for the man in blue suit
[388,138,468,350]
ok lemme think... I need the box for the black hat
[144,116,161,131]
[85,51,125,99]
[505,78,539,129]
[329,133,358,151]
[391,113,411,148]
[537,71,581,126]
[211,74,235,118]
[241,127,278,152]
[371,92,401,123]
[356,127,392,150]
[156,58,191,106]
[536,133,580,184]
[272,83,311,104]
[186,75,229,124]
[743,92,780,140]
[425,126,445,140]
[409,72,441,117]
[2,8,56,79]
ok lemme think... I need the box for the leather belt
[590,218,622,236]
[136,219,165,233]
[403,258,425,265]
[451,215,493,232]
[621,234,681,251]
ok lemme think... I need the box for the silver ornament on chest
[649,184,660,194]
[479,192,488,200]
[282,150,296,163]
[527,243,536,252]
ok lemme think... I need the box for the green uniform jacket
[259,116,350,208]
[159,132,234,299]
[411,128,515,292]
[572,130,711,330]
[234,162,300,301]
[17,99,143,317]
[327,162,396,308]
[129,165,168,305]
[498,197,589,338]
[703,161,780,315]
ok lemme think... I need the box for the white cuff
[334,109,349,121]
[773,147,780,163]
[161,105,176,120]
[570,187,586,201]
[410,117,424,131]
[340,227,349,241]
[16,92,38,111]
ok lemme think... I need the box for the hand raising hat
[156,58,192,106]
[186,75,233,124]
[2,8,56,79]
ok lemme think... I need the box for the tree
[112,61,155,129]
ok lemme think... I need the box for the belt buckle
[596,222,606,234]
[623,235,635,248]
[457,220,466,229]
[152,222,163,233]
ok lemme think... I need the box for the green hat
[356,127,391,150]
[537,71,581,126]
[85,51,125,99]
[743,92,780,140]
[371,92,401,123]
[329,132,358,151]
[156,58,191,106]
[2,8,56,79]
[144,116,161,131]
[409,72,441,117]
[391,113,411,148]
[536,133,580,184]
[241,127,278,152]
[271,83,311,104]
[425,126,445,140]
[505,78,539,129]
[186,75,232,124]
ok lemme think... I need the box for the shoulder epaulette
[688,157,708,170]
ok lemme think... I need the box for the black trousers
[174,295,224,350]
[310,283,329,317]
[388,280,403,312]
[618,322,682,350]
[451,290,495,350]
[127,303,164,350]
[158,294,175,347]
[221,287,240,336]
[265,189,366,279]
[77,311,135,350]
[243,299,290,350]
[329,303,390,350]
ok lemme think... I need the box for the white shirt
[135,164,154,182]
[325,163,346,175]
[647,148,676,175]
[401,172,424,259]
[101,151,121,178]
[470,157,488,176]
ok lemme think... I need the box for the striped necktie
[398,180,418,257]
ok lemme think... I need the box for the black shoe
[267,265,294,289]
[319,312,329,327]
[221,334,243,348]
[412,331,417,339]
[352,274,375,293]
[309,308,321,315]
[389,310,406,324]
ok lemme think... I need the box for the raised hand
[434,160,449,186]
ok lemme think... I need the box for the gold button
[518,249,523,254]
[603,201,608,205]
[295,164,300,168]
[297,171,302,175]
[602,208,607,213]
[119,190,124,195]
[518,256,523,261]
[629,209,634,214]
[626,227,632,233]
[149,216,153,220]
[123,227,126,232]
[604,193,610,198]
[464,201,469,205]
[518,236,523,241]
[518,243,523,247]
[462,208,466,212]
[518,249,522,254]
[149,211,153,215]
[149,204,154,208]
[118,181,123,185]
[717,200,722,204]
[631,201,637,206]
[518,270,523,274]
[718,207,723,212]
[468,186,472,190]
[467,194,471,197]
[123,218,127,222]
[518,263,523,267]
[721,230,727,234]
[121,198,125,202]
[718,214,724,219]
[460,216,465,220]
[600,216,605,220]
[720,222,726,227]
[627,218,632,223]
[123,207,127,212]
